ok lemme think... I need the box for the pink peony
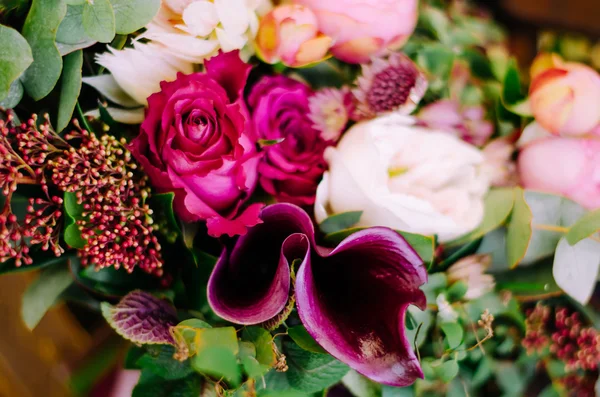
[518,137,600,209]
[294,0,418,64]
[529,54,600,136]
[255,5,333,68]
[247,75,328,205]
[129,51,263,237]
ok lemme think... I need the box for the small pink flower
[293,0,418,64]
[529,53,600,136]
[255,5,333,68]
[518,136,600,209]
[353,53,427,119]
[308,87,353,142]
[482,136,518,187]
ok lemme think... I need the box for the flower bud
[255,5,332,68]
[529,54,600,136]
[447,254,495,301]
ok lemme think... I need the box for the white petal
[82,74,141,108]
[181,1,219,37]
[314,172,331,224]
[144,31,219,62]
[215,27,247,52]
[214,0,249,36]
[85,107,145,124]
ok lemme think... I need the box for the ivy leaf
[288,325,327,354]
[441,322,464,350]
[21,263,73,330]
[506,187,533,268]
[553,237,600,305]
[566,209,600,245]
[283,340,349,393]
[192,347,242,387]
[132,370,202,397]
[22,0,67,100]
[319,211,363,234]
[0,25,33,102]
[136,345,194,381]
[82,0,116,43]
[111,0,160,35]
[57,50,83,132]
[101,290,179,345]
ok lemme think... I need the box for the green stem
[76,102,93,133]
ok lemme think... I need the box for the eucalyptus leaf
[21,0,67,100]
[0,25,32,102]
[0,79,24,109]
[56,5,91,45]
[319,211,362,234]
[57,50,83,132]
[553,237,600,304]
[111,0,160,35]
[21,263,73,330]
[506,188,532,268]
[565,209,600,245]
[83,0,116,43]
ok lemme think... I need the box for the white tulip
[315,114,490,242]
[141,0,269,63]
[84,42,194,123]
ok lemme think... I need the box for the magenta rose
[247,75,328,205]
[129,51,263,237]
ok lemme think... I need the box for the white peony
[83,42,194,124]
[315,114,490,242]
[141,0,270,63]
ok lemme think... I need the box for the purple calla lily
[207,203,428,387]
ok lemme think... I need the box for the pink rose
[247,75,328,205]
[294,0,418,64]
[255,5,333,68]
[129,51,263,237]
[529,54,600,136]
[518,137,600,209]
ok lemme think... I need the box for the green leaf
[433,360,459,383]
[448,188,515,246]
[136,345,194,381]
[319,211,363,234]
[342,370,381,397]
[0,25,33,102]
[195,327,239,356]
[405,307,433,348]
[324,228,435,267]
[441,322,464,350]
[382,385,415,397]
[446,281,468,302]
[0,251,67,275]
[506,187,532,268]
[566,209,600,245]
[132,370,202,397]
[57,50,83,132]
[288,325,326,354]
[124,345,146,369]
[0,79,25,108]
[460,48,494,80]
[63,191,86,249]
[283,340,349,393]
[151,192,181,236]
[21,0,67,100]
[241,327,276,367]
[502,58,532,116]
[83,0,116,43]
[553,237,600,305]
[56,5,92,44]
[21,263,73,330]
[111,0,160,34]
[192,347,241,387]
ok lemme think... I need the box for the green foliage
[136,345,195,381]
[0,251,67,275]
[192,347,241,387]
[57,50,83,132]
[501,58,532,116]
[342,370,381,397]
[241,327,276,368]
[565,209,600,245]
[441,322,464,350]
[21,262,73,330]
[0,25,32,103]
[288,325,327,354]
[506,188,533,268]
[111,0,160,35]
[21,0,67,100]
[283,340,349,393]
[319,211,363,234]
[82,0,115,43]
[63,191,86,249]
[132,370,202,397]
[432,359,459,383]
[56,5,96,55]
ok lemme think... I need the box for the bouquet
[2,0,600,396]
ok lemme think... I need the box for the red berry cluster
[0,112,163,274]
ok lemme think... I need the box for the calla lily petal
[295,227,427,387]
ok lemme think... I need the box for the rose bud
[255,5,333,68]
[208,203,427,387]
[518,136,600,210]
[529,53,600,136]
[294,0,418,64]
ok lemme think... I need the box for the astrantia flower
[141,0,268,63]
[308,88,353,142]
[353,53,427,119]
[208,203,428,387]
[85,42,194,124]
